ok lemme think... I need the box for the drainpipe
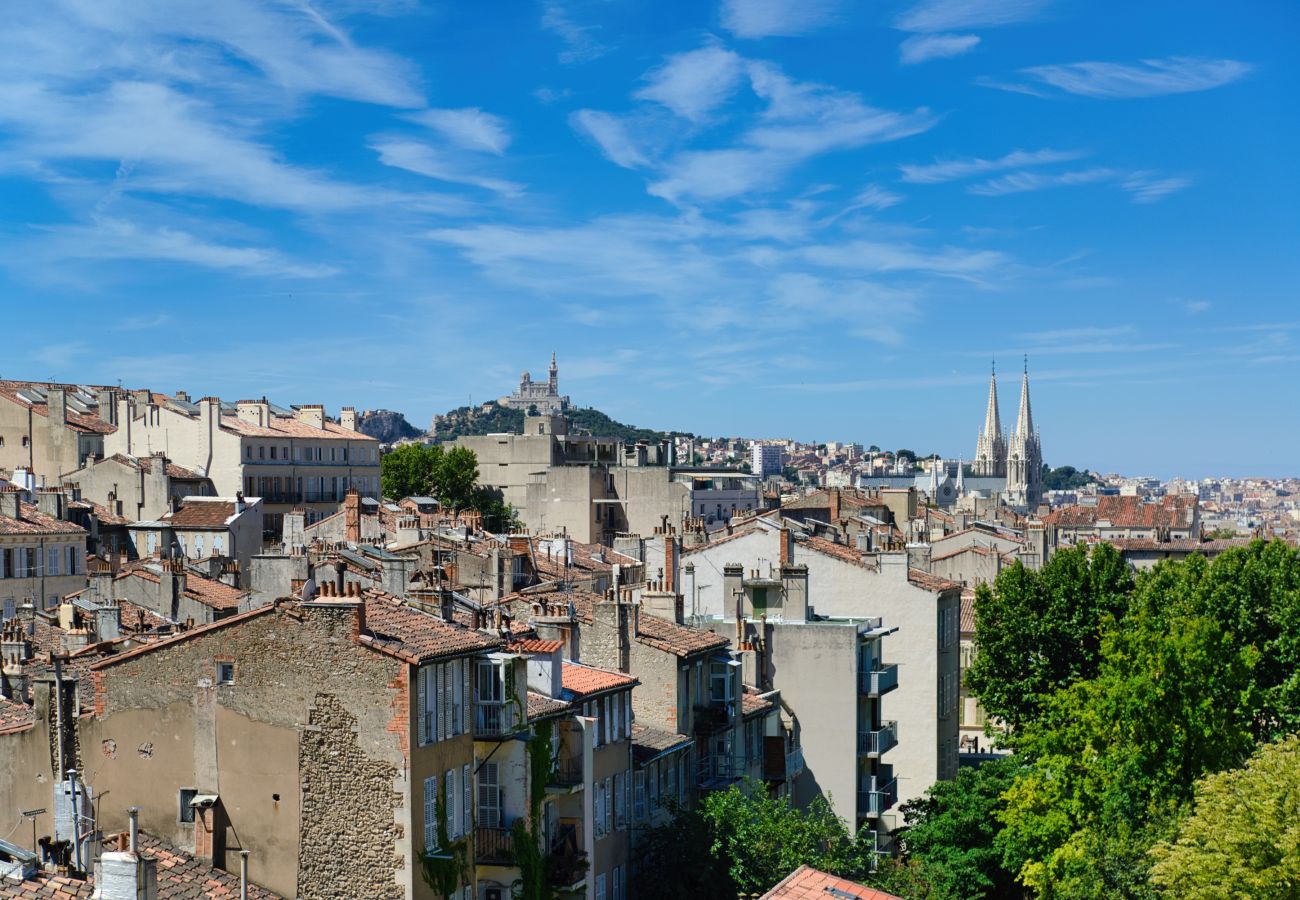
[240,849,250,899]
[67,768,82,873]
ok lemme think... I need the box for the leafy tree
[1040,464,1100,491]
[382,442,443,500]
[437,446,481,511]
[638,782,876,899]
[966,544,1133,733]
[1149,735,1300,898]
[894,757,1027,900]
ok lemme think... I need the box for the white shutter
[462,660,471,734]
[417,667,429,747]
[604,777,612,835]
[479,762,501,828]
[445,769,455,838]
[423,776,439,851]
[437,665,448,742]
[462,763,471,836]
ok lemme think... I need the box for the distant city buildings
[751,442,784,480]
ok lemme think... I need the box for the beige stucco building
[0,489,87,616]
[105,395,378,537]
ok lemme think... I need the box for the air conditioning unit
[485,889,503,900]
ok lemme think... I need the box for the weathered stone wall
[298,693,404,899]
[87,602,410,898]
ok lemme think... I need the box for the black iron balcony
[547,753,583,789]
[475,702,516,739]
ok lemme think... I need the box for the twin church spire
[973,358,1043,508]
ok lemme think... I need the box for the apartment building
[0,382,116,479]
[60,451,215,522]
[105,394,378,536]
[679,521,962,814]
[81,590,502,899]
[0,488,87,616]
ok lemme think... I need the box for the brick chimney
[779,527,793,567]
[828,488,841,523]
[344,489,361,543]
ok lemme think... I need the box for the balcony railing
[548,753,584,788]
[546,823,588,889]
[475,702,516,738]
[697,754,743,790]
[475,826,515,865]
[785,746,805,779]
[857,721,898,758]
[859,663,899,697]
[692,702,731,733]
[857,779,898,819]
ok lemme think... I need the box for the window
[212,536,223,556]
[613,866,624,900]
[245,446,252,460]
[270,446,276,460]
[216,662,235,685]
[462,763,471,837]
[710,662,734,704]
[478,763,501,828]
[179,788,197,823]
[593,780,606,838]
[47,547,59,577]
[194,535,204,558]
[603,776,613,836]
[595,873,606,900]
[67,546,78,575]
[614,771,626,830]
[633,771,647,821]
[0,549,6,579]
[423,776,439,851]
[258,446,265,460]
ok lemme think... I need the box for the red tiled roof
[761,865,902,900]
[360,593,502,664]
[69,498,132,527]
[634,613,729,657]
[1107,537,1249,552]
[514,638,564,654]
[1044,494,1198,530]
[161,500,241,528]
[561,661,637,698]
[0,695,36,734]
[741,688,775,719]
[219,411,375,441]
[908,568,962,593]
[802,535,871,568]
[527,691,572,720]
[0,502,87,535]
[99,453,201,479]
[631,722,693,764]
[960,587,977,634]
[116,568,247,611]
[7,832,281,898]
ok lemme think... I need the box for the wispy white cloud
[112,312,171,331]
[1122,171,1193,203]
[635,45,745,122]
[407,108,511,154]
[900,147,1086,183]
[720,0,841,39]
[900,33,980,65]
[1181,299,1211,315]
[847,184,904,212]
[23,217,337,277]
[371,139,524,195]
[895,0,1049,32]
[987,57,1253,99]
[540,0,609,64]
[968,167,1116,195]
[570,110,652,169]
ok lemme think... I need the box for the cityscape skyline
[0,1,1295,478]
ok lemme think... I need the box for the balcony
[858,663,899,697]
[547,753,584,791]
[857,721,898,758]
[546,822,588,890]
[857,779,898,819]
[475,702,516,739]
[785,746,805,779]
[697,754,743,791]
[692,702,731,734]
[475,826,515,865]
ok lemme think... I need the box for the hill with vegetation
[429,400,690,444]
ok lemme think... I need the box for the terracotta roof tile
[631,722,693,764]
[960,587,976,634]
[907,568,962,593]
[634,613,729,658]
[218,411,376,441]
[802,536,871,568]
[160,500,241,529]
[0,695,36,734]
[527,691,572,720]
[115,569,247,611]
[360,593,502,663]
[0,502,87,536]
[741,687,775,719]
[513,638,564,654]
[561,661,637,698]
[1044,495,1198,530]
[761,865,902,900]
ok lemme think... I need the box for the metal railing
[858,721,898,757]
[475,826,515,865]
[696,754,743,789]
[475,702,515,738]
[858,779,898,819]
[548,753,583,787]
[785,746,805,778]
[859,663,899,697]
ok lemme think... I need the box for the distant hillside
[430,401,690,444]
[356,408,421,443]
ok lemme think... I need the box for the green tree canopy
[966,544,1134,733]
[1149,735,1300,898]
[380,444,517,530]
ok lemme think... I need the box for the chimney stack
[344,488,361,543]
[0,487,21,521]
[340,407,358,432]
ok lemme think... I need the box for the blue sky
[0,0,1295,478]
